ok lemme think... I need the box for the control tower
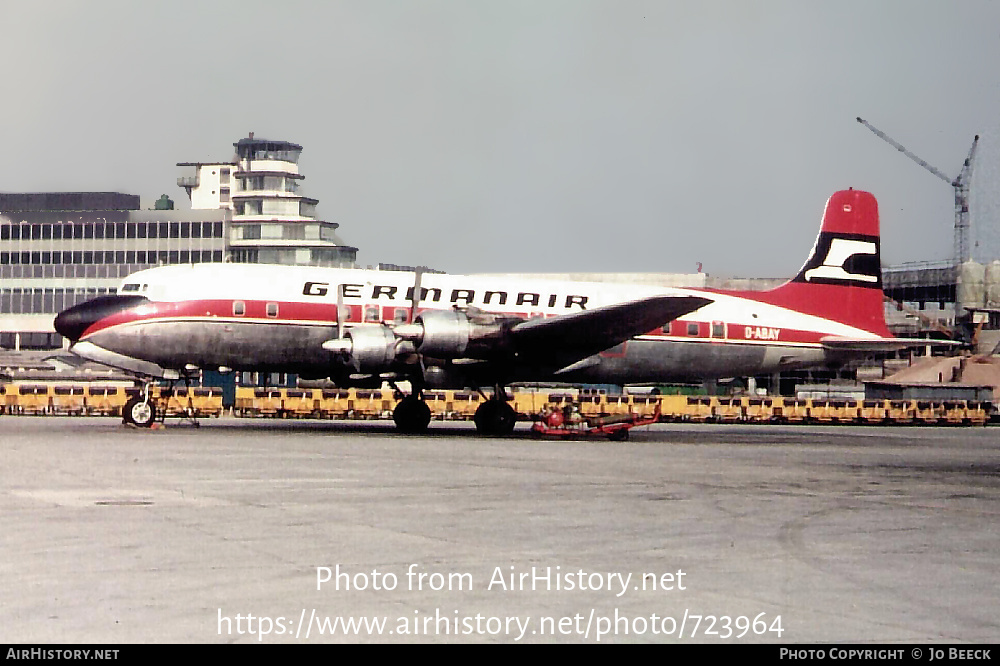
[177,134,358,268]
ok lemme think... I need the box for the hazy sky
[3,0,999,277]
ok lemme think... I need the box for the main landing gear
[391,379,433,434]
[473,384,516,436]
[390,382,517,436]
[473,399,517,435]
[392,393,432,434]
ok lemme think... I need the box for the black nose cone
[54,295,150,342]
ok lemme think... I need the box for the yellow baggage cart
[51,386,86,415]
[317,389,352,419]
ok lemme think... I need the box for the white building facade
[1,135,358,350]
[0,193,229,349]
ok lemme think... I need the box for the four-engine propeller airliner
[54,189,925,434]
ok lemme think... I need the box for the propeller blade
[409,268,423,324]
[336,283,345,339]
[322,339,352,353]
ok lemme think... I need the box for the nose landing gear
[122,385,157,428]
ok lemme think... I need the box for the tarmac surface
[2,415,998,644]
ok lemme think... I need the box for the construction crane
[856,117,979,265]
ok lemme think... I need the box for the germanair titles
[302,281,589,310]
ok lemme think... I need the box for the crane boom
[856,117,952,184]
[856,116,979,264]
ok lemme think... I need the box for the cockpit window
[121,283,141,292]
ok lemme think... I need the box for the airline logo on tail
[793,232,882,288]
[803,237,879,284]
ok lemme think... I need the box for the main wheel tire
[123,396,156,428]
[393,397,432,434]
[473,400,517,435]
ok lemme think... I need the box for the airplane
[53,188,933,434]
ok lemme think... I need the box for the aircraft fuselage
[61,263,867,384]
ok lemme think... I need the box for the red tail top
[722,189,891,336]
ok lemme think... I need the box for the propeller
[407,268,429,388]
[321,270,434,378]
[322,285,355,367]
[394,269,426,341]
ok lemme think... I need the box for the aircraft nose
[54,295,150,342]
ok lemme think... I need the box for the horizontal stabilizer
[820,336,961,352]
[512,295,712,364]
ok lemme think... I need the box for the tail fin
[753,189,891,336]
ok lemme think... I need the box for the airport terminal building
[0,192,228,350]
[0,136,358,350]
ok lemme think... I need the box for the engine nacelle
[345,325,397,372]
[413,310,504,358]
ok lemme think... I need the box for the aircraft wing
[509,295,712,364]
[820,336,961,352]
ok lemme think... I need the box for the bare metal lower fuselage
[76,316,828,386]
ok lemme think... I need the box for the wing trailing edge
[820,336,961,352]
[511,295,712,363]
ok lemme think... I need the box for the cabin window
[233,301,246,316]
[712,321,725,338]
[394,308,409,324]
[365,306,380,323]
[687,322,700,336]
[266,302,278,318]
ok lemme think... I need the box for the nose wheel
[123,395,157,428]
